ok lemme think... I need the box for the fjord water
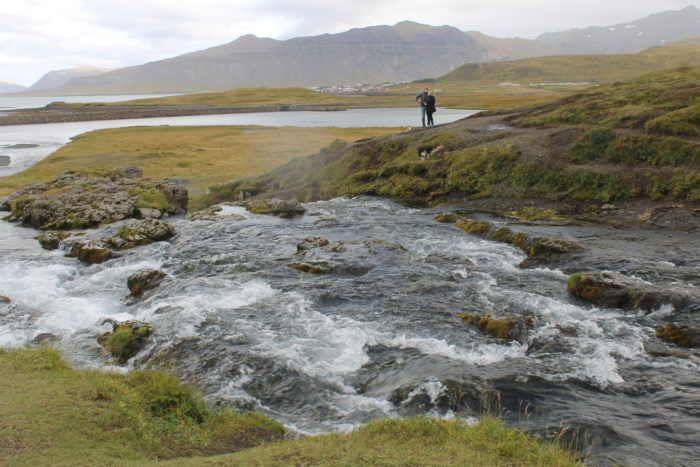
[1,197,698,466]
[0,107,479,175]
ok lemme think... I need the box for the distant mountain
[44,6,700,94]
[52,21,491,94]
[0,80,27,93]
[28,66,112,91]
[535,5,700,54]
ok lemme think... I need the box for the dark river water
[1,197,698,466]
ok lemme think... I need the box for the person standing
[426,91,436,126]
[415,87,429,127]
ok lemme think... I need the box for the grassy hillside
[0,348,576,466]
[0,126,399,207]
[203,67,700,209]
[440,43,700,84]
[512,66,700,134]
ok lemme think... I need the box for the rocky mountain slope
[43,6,700,94]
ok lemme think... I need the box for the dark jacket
[416,91,429,105]
[426,95,436,112]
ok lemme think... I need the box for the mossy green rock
[104,218,175,250]
[458,313,532,343]
[244,198,306,218]
[98,319,153,363]
[35,231,72,250]
[66,241,114,265]
[2,168,187,231]
[655,323,700,348]
[567,271,700,312]
[454,218,582,267]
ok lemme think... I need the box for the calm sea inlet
[0,95,479,175]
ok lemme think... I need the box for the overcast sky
[1,0,697,86]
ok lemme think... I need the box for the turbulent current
[1,197,699,466]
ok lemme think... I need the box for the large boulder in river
[1,168,187,230]
[66,241,114,265]
[103,218,175,250]
[458,313,532,344]
[655,323,700,348]
[289,236,407,275]
[244,198,306,218]
[567,272,700,312]
[127,269,167,298]
[98,319,152,363]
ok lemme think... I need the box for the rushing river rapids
[1,197,699,466]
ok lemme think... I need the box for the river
[0,107,479,175]
[1,197,698,466]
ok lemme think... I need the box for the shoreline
[0,102,408,126]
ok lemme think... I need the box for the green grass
[162,417,577,466]
[0,347,285,465]
[0,348,577,466]
[0,125,400,203]
[513,66,700,130]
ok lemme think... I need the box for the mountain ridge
[22,6,700,94]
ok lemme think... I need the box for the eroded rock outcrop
[655,323,700,348]
[435,214,583,268]
[567,272,700,312]
[289,236,407,275]
[244,198,306,218]
[458,313,532,344]
[98,319,153,363]
[1,167,187,230]
[103,218,175,250]
[127,269,167,298]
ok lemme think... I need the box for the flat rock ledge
[567,271,700,313]
[289,236,407,275]
[65,218,176,265]
[244,198,306,218]
[435,214,583,268]
[0,167,187,231]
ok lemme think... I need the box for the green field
[0,125,400,207]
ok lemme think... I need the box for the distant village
[310,82,406,93]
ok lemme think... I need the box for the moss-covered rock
[66,241,114,265]
[295,236,330,253]
[567,271,700,312]
[98,319,153,363]
[0,295,11,304]
[127,269,167,298]
[244,198,306,218]
[289,238,407,276]
[453,218,582,267]
[35,231,72,250]
[2,168,187,231]
[104,218,175,250]
[655,323,700,348]
[458,313,532,343]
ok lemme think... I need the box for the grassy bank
[0,348,577,466]
[0,125,399,207]
[205,66,700,208]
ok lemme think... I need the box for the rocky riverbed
[1,170,699,466]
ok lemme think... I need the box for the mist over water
[1,197,698,466]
